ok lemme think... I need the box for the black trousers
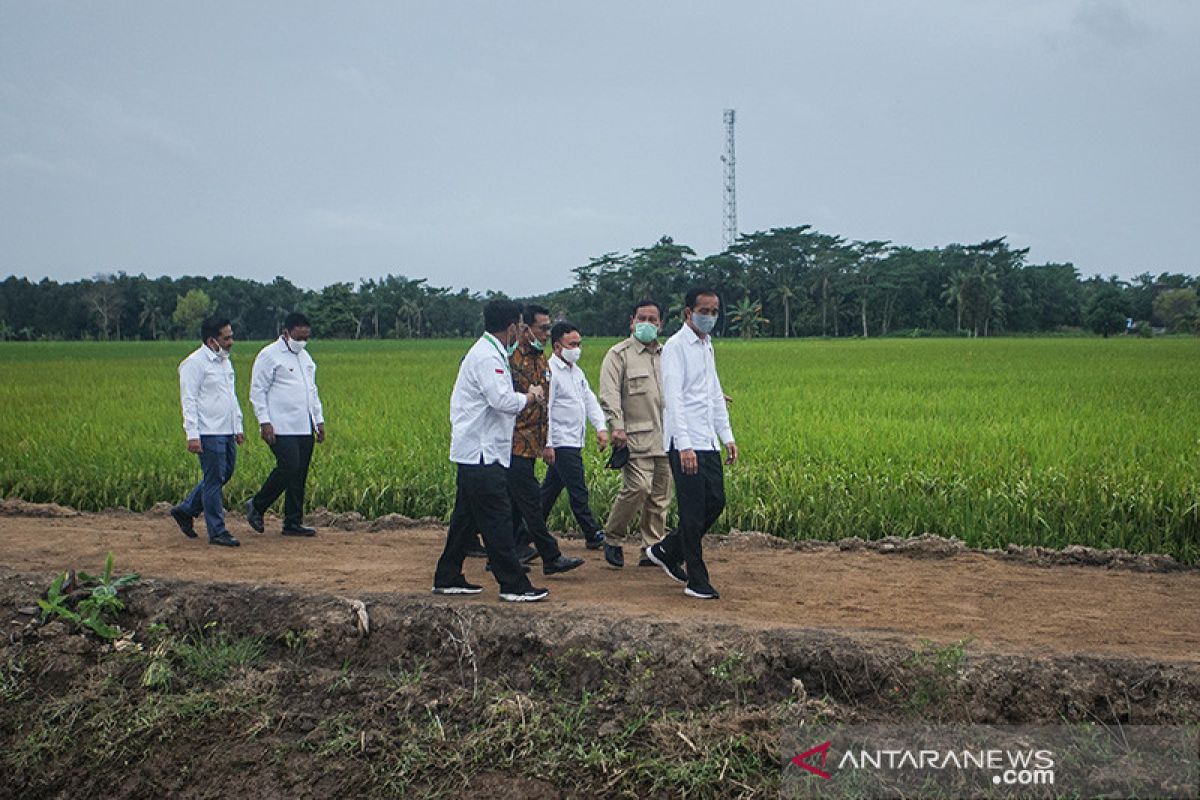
[435,462,531,594]
[659,448,726,589]
[540,446,601,537]
[508,456,562,561]
[251,434,314,526]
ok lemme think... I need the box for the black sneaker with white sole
[499,587,549,602]
[684,584,720,600]
[432,579,484,595]
[645,544,687,584]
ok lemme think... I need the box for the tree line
[2,225,1197,341]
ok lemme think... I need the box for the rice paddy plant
[1,337,1197,562]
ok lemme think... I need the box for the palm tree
[768,276,798,338]
[727,298,770,340]
[941,270,968,334]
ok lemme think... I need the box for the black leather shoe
[604,543,624,568]
[543,555,584,575]
[209,532,241,547]
[465,544,488,558]
[244,499,264,533]
[281,524,316,537]
[584,530,606,550]
[638,556,655,567]
[170,506,197,538]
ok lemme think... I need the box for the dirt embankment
[2,501,1199,798]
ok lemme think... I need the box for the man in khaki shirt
[598,299,672,568]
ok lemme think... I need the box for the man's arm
[477,352,528,416]
[661,342,691,451]
[581,372,608,450]
[598,347,624,433]
[179,357,203,452]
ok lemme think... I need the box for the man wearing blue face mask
[246,312,326,537]
[646,288,738,600]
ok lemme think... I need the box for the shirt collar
[680,322,706,345]
[631,335,659,354]
[201,344,221,362]
[551,353,572,369]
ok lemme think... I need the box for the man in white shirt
[433,299,550,602]
[170,317,245,548]
[645,288,739,600]
[540,321,609,549]
[245,312,326,537]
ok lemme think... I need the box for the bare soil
[0,505,1196,663]
[2,502,1198,798]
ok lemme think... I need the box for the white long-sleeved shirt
[547,353,606,449]
[449,333,529,467]
[250,337,325,436]
[178,345,243,439]
[661,323,734,452]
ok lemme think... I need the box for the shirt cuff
[719,428,734,445]
[673,434,693,451]
[185,428,199,440]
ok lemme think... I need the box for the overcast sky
[1,1,1196,296]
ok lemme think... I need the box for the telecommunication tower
[721,109,738,249]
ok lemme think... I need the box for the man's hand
[542,446,556,466]
[186,438,202,454]
[316,423,326,444]
[260,423,276,445]
[725,441,739,465]
[597,430,609,451]
[680,448,698,475]
[612,429,628,449]
[527,385,545,405]
[235,433,246,446]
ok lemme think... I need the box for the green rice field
[1,338,1197,562]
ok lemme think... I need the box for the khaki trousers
[604,454,672,548]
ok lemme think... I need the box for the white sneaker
[499,587,549,602]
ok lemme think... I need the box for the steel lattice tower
[721,108,738,249]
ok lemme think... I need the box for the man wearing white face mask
[540,321,609,549]
[246,312,326,537]
[171,317,245,548]
[646,288,738,600]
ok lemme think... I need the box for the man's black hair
[523,303,551,323]
[630,298,665,319]
[685,287,720,309]
[200,317,231,344]
[283,312,311,331]
[483,299,522,333]
[550,321,580,346]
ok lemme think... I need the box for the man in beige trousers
[598,299,672,569]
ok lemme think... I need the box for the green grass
[1,338,1198,561]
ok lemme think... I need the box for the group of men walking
[171,313,324,546]
[433,288,737,602]
[171,288,737,602]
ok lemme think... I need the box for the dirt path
[1,511,1197,663]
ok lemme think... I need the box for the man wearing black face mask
[433,299,550,602]
[246,312,326,537]
[170,317,245,547]
[645,288,739,600]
